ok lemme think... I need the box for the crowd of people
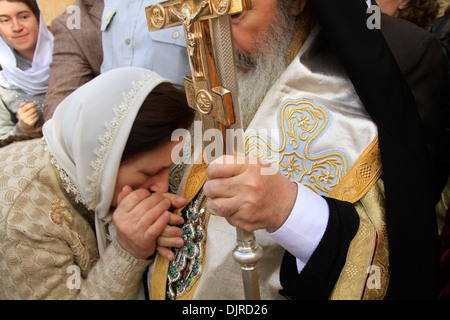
[0,0,449,300]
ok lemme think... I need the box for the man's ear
[398,0,411,10]
[291,0,307,16]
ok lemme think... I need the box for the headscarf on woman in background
[0,0,53,139]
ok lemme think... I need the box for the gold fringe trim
[327,134,382,204]
[328,136,389,299]
[329,179,389,300]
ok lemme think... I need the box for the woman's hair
[398,0,439,28]
[0,126,42,147]
[0,0,40,20]
[121,82,195,161]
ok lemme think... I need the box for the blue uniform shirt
[101,0,191,89]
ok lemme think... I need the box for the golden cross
[146,0,250,153]
[146,0,264,301]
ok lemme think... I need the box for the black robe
[279,0,449,300]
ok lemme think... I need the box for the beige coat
[0,139,151,299]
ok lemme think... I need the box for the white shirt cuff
[267,182,329,273]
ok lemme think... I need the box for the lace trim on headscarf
[46,71,159,211]
[85,71,158,210]
[47,143,86,206]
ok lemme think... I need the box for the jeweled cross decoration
[146,0,264,300]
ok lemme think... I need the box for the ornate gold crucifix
[147,0,250,149]
[146,0,264,300]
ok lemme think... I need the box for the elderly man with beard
[148,0,447,300]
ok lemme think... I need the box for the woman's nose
[148,169,170,194]
[11,19,23,32]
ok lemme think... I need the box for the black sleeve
[306,0,439,298]
[279,197,359,300]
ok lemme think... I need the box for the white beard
[236,52,287,130]
[236,5,297,129]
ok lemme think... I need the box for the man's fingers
[206,154,249,179]
[206,196,239,219]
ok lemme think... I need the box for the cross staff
[146,0,263,300]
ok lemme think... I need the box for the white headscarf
[0,1,53,95]
[43,67,169,255]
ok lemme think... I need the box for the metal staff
[146,0,263,299]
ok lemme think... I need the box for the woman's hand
[157,192,186,261]
[113,186,184,260]
[17,102,39,133]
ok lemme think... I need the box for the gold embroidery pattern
[182,163,208,202]
[327,135,382,204]
[329,180,389,300]
[49,199,90,273]
[49,199,73,226]
[168,141,193,194]
[245,98,349,195]
[169,163,187,194]
[328,136,389,300]
[246,97,388,299]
